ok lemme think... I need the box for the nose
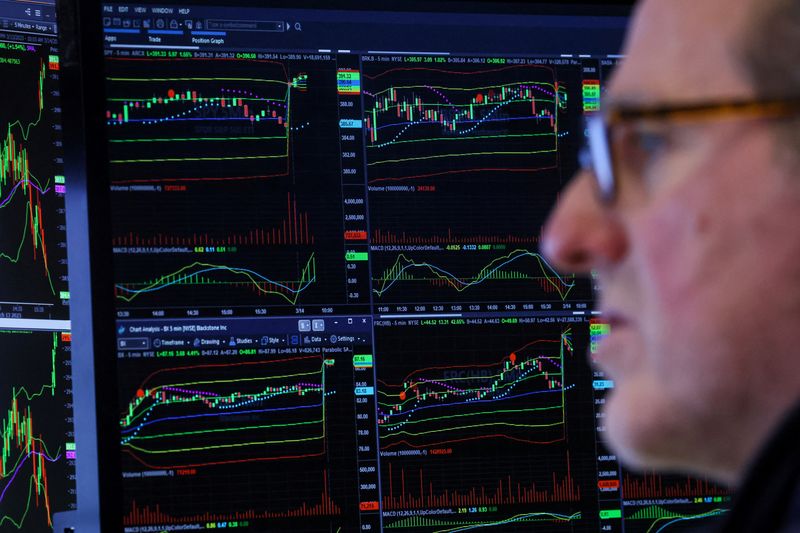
[541,171,628,274]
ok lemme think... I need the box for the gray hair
[740,0,800,158]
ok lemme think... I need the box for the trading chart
[374,318,599,532]
[0,39,69,320]
[0,330,75,532]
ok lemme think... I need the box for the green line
[124,434,324,454]
[368,148,555,166]
[0,476,43,529]
[431,511,580,533]
[128,418,322,441]
[110,153,287,164]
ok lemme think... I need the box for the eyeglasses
[580,98,800,204]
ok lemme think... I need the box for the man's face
[543,0,800,483]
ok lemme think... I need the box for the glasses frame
[582,97,800,204]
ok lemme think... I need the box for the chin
[602,377,695,473]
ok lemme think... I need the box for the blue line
[192,30,226,36]
[382,387,566,420]
[0,451,61,504]
[103,28,141,34]
[148,29,183,35]
[121,402,322,435]
[448,512,578,532]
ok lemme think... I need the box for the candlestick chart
[120,354,334,469]
[364,62,589,310]
[107,56,350,311]
[105,57,312,185]
[0,330,75,532]
[362,64,568,186]
[118,353,358,531]
[377,331,571,450]
[0,43,69,317]
[374,320,599,531]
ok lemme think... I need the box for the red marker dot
[509,353,517,364]
[167,89,176,99]
[475,93,484,104]
[136,389,145,398]
[399,391,406,401]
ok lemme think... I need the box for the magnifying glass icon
[294,22,302,31]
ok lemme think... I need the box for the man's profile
[542,0,800,530]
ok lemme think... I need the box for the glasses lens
[586,115,615,202]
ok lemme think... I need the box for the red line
[135,354,321,390]
[122,448,326,470]
[378,341,561,385]
[110,170,289,185]
[368,166,557,184]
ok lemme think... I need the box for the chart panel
[0,33,69,320]
[374,317,599,531]
[0,330,76,532]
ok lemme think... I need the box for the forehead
[609,0,756,104]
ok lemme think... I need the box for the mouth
[590,310,634,376]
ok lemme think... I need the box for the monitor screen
[88,1,727,531]
[0,1,77,531]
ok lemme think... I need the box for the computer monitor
[0,1,77,531]
[61,1,729,531]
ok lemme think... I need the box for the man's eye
[634,130,669,155]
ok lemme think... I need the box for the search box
[206,19,285,32]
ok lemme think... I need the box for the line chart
[377,330,573,450]
[371,248,578,303]
[362,64,568,185]
[113,253,317,306]
[624,505,728,533]
[119,355,333,470]
[0,331,75,531]
[384,511,581,531]
[104,57,308,184]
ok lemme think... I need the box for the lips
[590,310,634,379]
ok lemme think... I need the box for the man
[541,0,800,530]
